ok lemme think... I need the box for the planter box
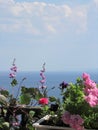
[33,115,96,130]
[33,115,70,130]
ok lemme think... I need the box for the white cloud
[94,0,98,4]
[11,3,24,16]
[70,6,87,33]
[0,0,89,35]
[0,0,14,4]
[94,0,98,8]
[62,5,72,17]
[45,24,56,33]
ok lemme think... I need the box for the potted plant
[0,60,49,130]
[33,73,98,130]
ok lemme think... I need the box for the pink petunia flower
[62,111,71,124]
[84,94,98,107]
[84,79,96,89]
[70,114,84,130]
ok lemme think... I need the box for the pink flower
[9,59,17,78]
[84,79,96,89]
[40,72,45,79]
[70,115,84,130]
[40,79,45,84]
[90,87,98,96]
[84,87,90,94]
[82,73,90,80]
[83,74,98,107]
[9,73,16,78]
[12,122,20,126]
[84,94,98,107]
[62,112,84,130]
[10,66,17,72]
[62,111,71,124]
[40,63,46,88]
[39,98,48,105]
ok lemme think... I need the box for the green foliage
[0,60,50,130]
[19,86,44,105]
[0,89,9,97]
[0,94,7,105]
[19,93,31,105]
[26,111,36,130]
[0,117,9,130]
[11,79,18,87]
[61,78,98,129]
[1,60,98,130]
[21,87,43,99]
[49,96,57,102]
[63,82,85,114]
[1,122,9,130]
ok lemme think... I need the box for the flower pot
[33,115,96,130]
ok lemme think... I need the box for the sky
[0,0,98,72]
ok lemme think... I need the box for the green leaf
[29,110,35,117]
[11,79,18,87]
[49,96,57,102]
[0,90,9,97]
[21,87,43,100]
[0,94,7,105]
[2,122,9,130]
[20,93,31,105]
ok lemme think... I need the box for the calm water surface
[0,71,98,97]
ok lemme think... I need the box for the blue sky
[0,0,98,72]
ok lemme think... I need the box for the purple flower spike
[40,79,45,84]
[39,63,46,89]
[9,58,17,79]
[10,66,17,72]
[9,73,16,78]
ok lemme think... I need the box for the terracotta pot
[33,115,96,130]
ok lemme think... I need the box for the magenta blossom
[82,73,90,80]
[10,66,17,72]
[62,111,71,124]
[84,94,98,107]
[39,98,48,105]
[62,111,84,130]
[9,58,17,79]
[9,73,16,78]
[40,63,46,89]
[40,72,45,79]
[40,79,46,84]
[83,73,98,107]
[84,79,96,89]
[70,115,84,130]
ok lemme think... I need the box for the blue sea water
[0,71,98,97]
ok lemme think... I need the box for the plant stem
[16,77,26,99]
